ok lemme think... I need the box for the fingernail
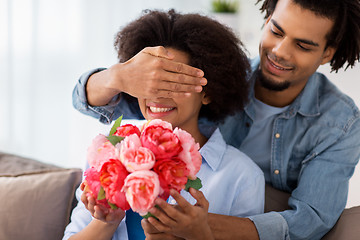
[197,71,204,77]
[170,189,178,195]
[200,79,207,85]
[195,86,203,92]
[184,92,191,97]
[167,51,174,58]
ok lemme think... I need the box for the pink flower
[173,128,202,180]
[100,159,130,210]
[84,167,102,198]
[118,133,142,162]
[142,119,173,131]
[153,157,189,198]
[140,125,182,159]
[114,124,141,137]
[83,167,110,208]
[122,170,160,215]
[119,134,156,172]
[87,134,117,171]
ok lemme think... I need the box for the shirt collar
[248,57,321,119]
[199,128,226,171]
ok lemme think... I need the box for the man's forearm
[208,213,259,240]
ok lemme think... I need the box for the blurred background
[1,0,359,208]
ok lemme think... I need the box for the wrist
[106,63,125,94]
[187,225,214,240]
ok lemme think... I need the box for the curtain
[0,0,210,168]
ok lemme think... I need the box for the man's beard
[257,69,290,91]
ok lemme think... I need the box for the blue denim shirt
[72,58,360,240]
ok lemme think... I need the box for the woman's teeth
[149,106,174,113]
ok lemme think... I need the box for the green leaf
[109,115,123,136]
[108,202,118,210]
[97,186,106,200]
[106,135,124,146]
[141,212,156,219]
[184,177,202,191]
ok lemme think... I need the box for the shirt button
[274,169,280,175]
[275,133,280,138]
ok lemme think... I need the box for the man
[73,0,360,239]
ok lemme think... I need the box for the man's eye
[270,29,281,37]
[298,44,311,51]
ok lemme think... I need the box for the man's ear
[202,94,211,105]
[321,46,336,65]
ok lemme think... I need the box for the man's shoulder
[313,72,360,131]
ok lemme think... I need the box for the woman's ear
[202,93,211,105]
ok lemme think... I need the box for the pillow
[0,152,82,240]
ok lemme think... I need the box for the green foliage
[108,202,118,210]
[97,186,118,209]
[142,205,161,219]
[97,186,106,200]
[212,0,238,13]
[106,135,124,146]
[107,115,124,146]
[142,212,156,219]
[184,177,203,191]
[109,115,123,136]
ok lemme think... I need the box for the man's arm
[141,214,259,240]
[208,214,259,240]
[72,46,206,124]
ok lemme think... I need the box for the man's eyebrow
[271,19,320,47]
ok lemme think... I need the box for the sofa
[0,152,82,240]
[0,151,359,240]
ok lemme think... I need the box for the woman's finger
[169,189,193,214]
[189,188,209,210]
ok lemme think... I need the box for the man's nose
[272,38,292,61]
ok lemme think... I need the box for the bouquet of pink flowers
[83,117,202,216]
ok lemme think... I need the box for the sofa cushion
[265,184,360,240]
[0,152,82,240]
[322,206,360,240]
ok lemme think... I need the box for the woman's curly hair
[256,0,360,72]
[114,9,250,123]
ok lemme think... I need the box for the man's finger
[156,80,204,94]
[163,61,204,78]
[142,46,205,79]
[154,90,192,99]
[143,46,174,59]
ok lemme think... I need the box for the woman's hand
[145,188,214,240]
[80,182,125,225]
